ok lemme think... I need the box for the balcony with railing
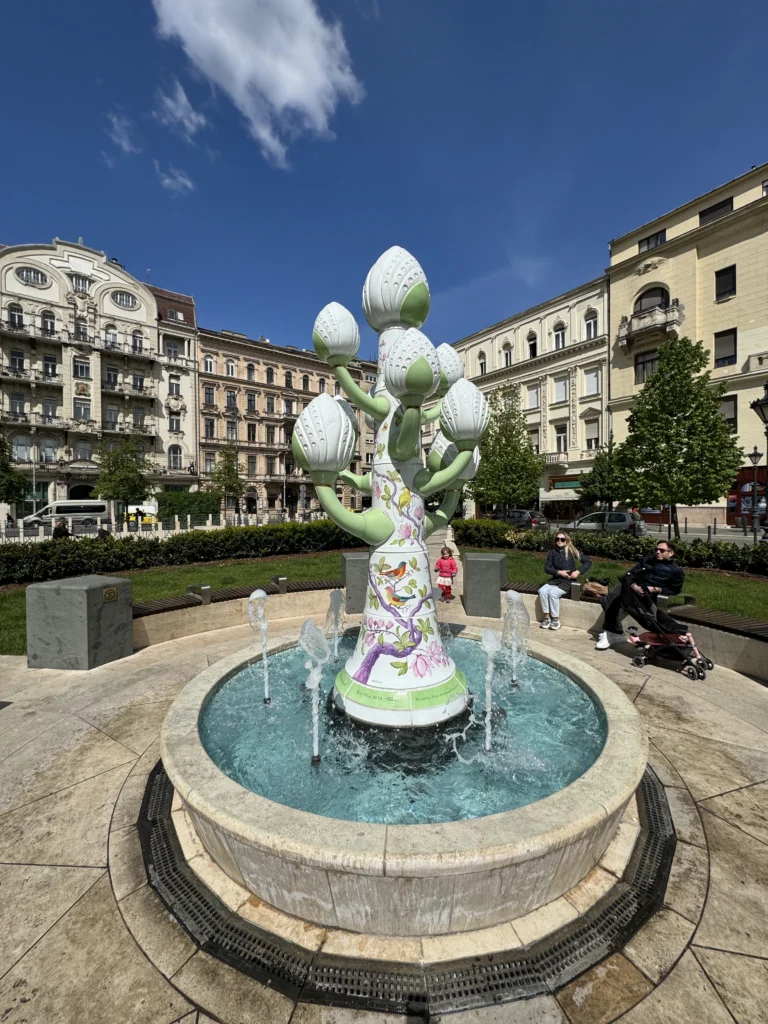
[544,451,569,465]
[617,299,681,346]
[102,419,156,435]
[102,339,156,361]
[159,351,196,369]
[0,317,64,343]
[101,379,155,398]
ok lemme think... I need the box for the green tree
[578,433,620,508]
[92,435,152,514]
[0,434,27,507]
[613,336,743,537]
[467,388,544,510]
[206,446,247,513]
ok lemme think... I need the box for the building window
[8,303,24,328]
[131,330,143,352]
[204,453,216,473]
[166,309,184,322]
[41,310,55,336]
[334,381,341,395]
[247,455,257,476]
[226,389,236,408]
[10,351,24,372]
[266,367,274,384]
[634,288,669,314]
[73,357,90,379]
[12,435,31,461]
[10,394,25,414]
[284,399,294,415]
[165,339,180,359]
[553,325,566,350]
[247,423,256,442]
[132,407,145,427]
[43,356,57,378]
[553,377,568,404]
[719,395,737,432]
[105,366,118,387]
[584,368,600,395]
[318,377,326,393]
[715,265,736,301]
[285,371,293,388]
[714,329,737,368]
[763,180,768,198]
[168,445,182,470]
[112,290,137,309]
[105,325,118,348]
[246,392,256,412]
[585,420,600,450]
[266,395,275,414]
[699,196,733,226]
[226,420,237,440]
[105,407,119,427]
[204,355,214,373]
[204,386,215,405]
[17,267,48,287]
[247,363,255,381]
[69,274,91,293]
[74,399,91,420]
[502,343,512,366]
[266,456,276,475]
[75,440,92,460]
[204,418,215,438]
[528,429,539,454]
[555,424,568,452]
[476,351,486,376]
[526,383,539,409]
[634,349,658,384]
[169,375,181,396]
[365,452,373,465]
[74,318,88,341]
[226,360,235,377]
[43,399,57,420]
[639,229,666,253]
[169,415,181,432]
[40,439,57,463]
[302,374,310,391]
[266,425,276,443]
[527,333,537,359]
[584,311,598,339]
[133,373,144,391]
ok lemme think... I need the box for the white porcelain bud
[293,393,356,474]
[333,395,359,439]
[458,446,481,481]
[312,302,360,366]
[435,343,465,396]
[440,378,490,445]
[427,431,480,480]
[363,246,430,331]
[383,328,440,404]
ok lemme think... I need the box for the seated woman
[539,532,592,631]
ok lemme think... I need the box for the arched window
[168,444,182,470]
[226,360,235,377]
[502,343,512,367]
[633,289,669,315]
[302,374,309,391]
[12,434,31,461]
[266,367,274,385]
[74,317,88,341]
[41,310,55,337]
[584,310,599,339]
[247,363,255,381]
[318,377,326,393]
[204,355,214,373]
[527,333,537,359]
[478,352,486,376]
[8,303,23,328]
[334,381,341,395]
[553,323,566,350]
[104,324,118,348]
[131,330,143,353]
[285,371,292,388]
[40,439,57,463]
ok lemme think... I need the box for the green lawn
[0,552,344,657]
[465,548,768,621]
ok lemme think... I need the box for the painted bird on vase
[379,561,407,580]
[396,487,412,515]
[385,585,416,607]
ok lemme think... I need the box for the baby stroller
[625,590,713,681]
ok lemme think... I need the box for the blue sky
[3,0,767,360]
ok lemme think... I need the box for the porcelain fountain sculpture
[292,247,489,727]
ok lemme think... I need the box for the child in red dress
[435,546,458,601]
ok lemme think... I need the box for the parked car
[490,509,549,530]
[23,499,110,528]
[564,510,646,535]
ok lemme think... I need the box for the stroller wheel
[705,659,714,671]
[683,665,698,681]
[631,656,647,668]
[697,667,707,680]
[627,627,638,637]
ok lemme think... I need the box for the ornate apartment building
[0,240,199,515]
[608,161,768,523]
[197,328,377,514]
[443,278,608,517]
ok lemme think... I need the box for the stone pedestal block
[342,552,369,614]
[462,552,506,618]
[26,574,133,670]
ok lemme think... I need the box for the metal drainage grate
[139,763,676,1016]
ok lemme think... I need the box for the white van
[24,499,110,527]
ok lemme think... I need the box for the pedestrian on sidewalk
[539,532,591,630]
[52,518,70,540]
[435,546,458,602]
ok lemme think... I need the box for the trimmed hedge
[0,520,360,586]
[452,519,768,577]
[155,491,221,518]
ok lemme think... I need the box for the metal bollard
[685,517,688,534]
[744,518,748,536]
[714,518,717,535]
[707,525,712,543]
[658,519,662,533]
[271,575,288,595]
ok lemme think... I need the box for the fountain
[247,588,270,703]
[161,247,647,943]
[324,589,345,659]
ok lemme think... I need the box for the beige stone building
[0,239,199,517]
[442,278,609,518]
[197,328,377,514]
[608,162,768,524]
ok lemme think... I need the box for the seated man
[596,539,685,650]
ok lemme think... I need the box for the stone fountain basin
[161,634,647,937]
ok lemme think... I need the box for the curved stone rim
[161,630,648,879]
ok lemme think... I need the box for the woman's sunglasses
[556,537,567,543]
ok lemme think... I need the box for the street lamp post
[748,446,763,545]
[749,382,768,543]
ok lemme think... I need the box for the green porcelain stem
[420,401,443,425]
[389,406,422,461]
[313,481,393,545]
[414,449,474,497]
[425,490,461,537]
[338,470,372,494]
[334,365,390,421]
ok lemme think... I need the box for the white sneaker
[549,619,561,631]
[595,630,624,650]
[540,619,551,629]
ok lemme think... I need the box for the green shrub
[155,491,221,519]
[451,519,768,577]
[0,521,360,586]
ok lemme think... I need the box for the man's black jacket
[626,554,684,596]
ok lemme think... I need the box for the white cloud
[154,79,208,141]
[151,0,364,167]
[154,160,195,194]
[106,113,140,154]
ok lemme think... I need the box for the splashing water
[298,619,331,764]
[481,628,502,752]
[324,589,345,659]
[248,589,270,703]
[502,590,530,684]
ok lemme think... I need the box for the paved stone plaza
[1,595,768,1022]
